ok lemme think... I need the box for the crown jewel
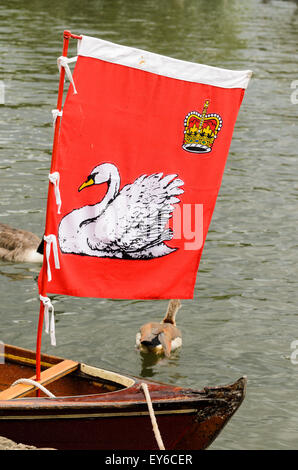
[182,100,223,154]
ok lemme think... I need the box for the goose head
[78,163,120,194]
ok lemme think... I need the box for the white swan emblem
[58,163,184,259]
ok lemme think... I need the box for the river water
[0,0,298,450]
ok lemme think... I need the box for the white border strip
[77,35,252,89]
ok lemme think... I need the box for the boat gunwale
[0,392,229,409]
[0,344,246,419]
[0,378,246,412]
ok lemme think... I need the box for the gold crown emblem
[182,100,223,154]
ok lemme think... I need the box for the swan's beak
[78,177,94,192]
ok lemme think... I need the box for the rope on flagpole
[141,383,165,450]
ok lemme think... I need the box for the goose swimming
[136,299,182,357]
[58,163,184,259]
[0,223,43,263]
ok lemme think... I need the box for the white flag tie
[57,56,78,94]
[44,234,60,282]
[49,172,62,214]
[51,109,63,127]
[39,295,56,346]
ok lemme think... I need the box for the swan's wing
[93,173,184,252]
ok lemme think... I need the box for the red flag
[39,35,251,299]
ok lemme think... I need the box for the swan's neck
[105,173,120,205]
[78,170,120,227]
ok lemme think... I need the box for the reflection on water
[138,351,166,378]
[0,264,40,281]
[138,348,182,378]
[0,0,298,450]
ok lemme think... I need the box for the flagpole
[35,30,81,385]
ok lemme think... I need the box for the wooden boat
[0,344,246,450]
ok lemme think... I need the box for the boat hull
[0,411,235,450]
[0,345,246,450]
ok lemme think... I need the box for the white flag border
[77,35,252,89]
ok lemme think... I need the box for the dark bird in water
[136,299,182,357]
[0,223,43,263]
